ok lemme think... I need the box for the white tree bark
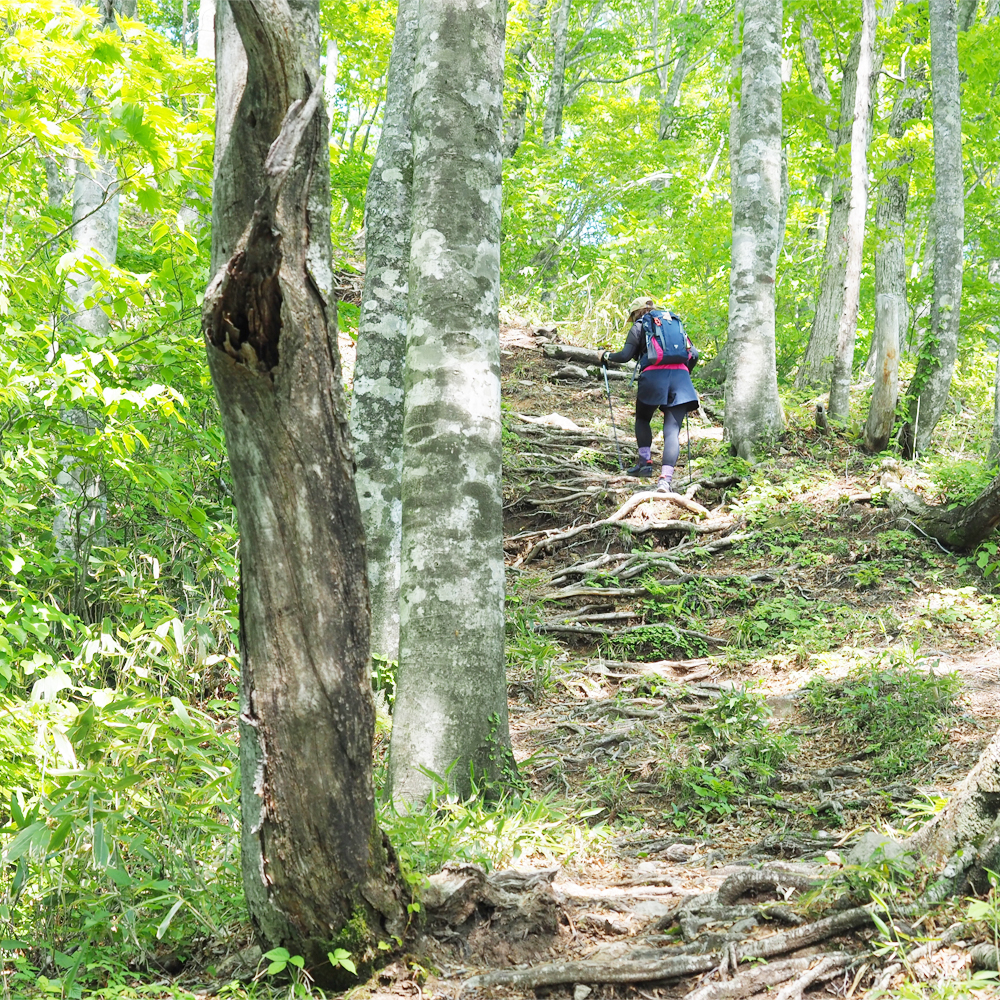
[655,0,705,140]
[348,0,418,665]
[864,49,926,451]
[903,0,964,457]
[796,34,862,387]
[502,0,548,158]
[724,0,785,459]
[828,0,877,422]
[543,0,571,145]
[388,0,511,805]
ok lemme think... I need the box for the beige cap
[626,295,655,318]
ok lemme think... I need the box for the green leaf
[156,899,185,940]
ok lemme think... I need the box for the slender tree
[724,0,785,459]
[864,37,926,452]
[902,0,964,457]
[543,0,572,144]
[388,0,512,804]
[654,0,705,141]
[349,0,418,665]
[828,0,878,421]
[502,0,549,159]
[795,32,862,388]
[203,0,402,974]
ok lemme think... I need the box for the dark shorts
[636,368,699,410]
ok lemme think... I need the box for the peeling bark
[349,0,418,664]
[901,0,964,457]
[723,0,785,459]
[388,0,511,805]
[204,0,402,977]
[828,0,878,422]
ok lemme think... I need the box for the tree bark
[388,0,512,805]
[901,0,964,458]
[796,35,862,388]
[543,0,571,145]
[348,0,418,666]
[723,0,785,460]
[828,0,878,422]
[991,348,1000,467]
[655,0,705,141]
[204,0,403,977]
[883,470,1000,548]
[864,50,927,451]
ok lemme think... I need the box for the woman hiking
[601,295,699,492]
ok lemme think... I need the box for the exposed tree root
[715,868,821,907]
[535,620,727,647]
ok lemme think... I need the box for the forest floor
[387,321,1000,1000]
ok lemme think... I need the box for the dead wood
[686,956,822,1000]
[542,342,625,368]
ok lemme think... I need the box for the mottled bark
[388,0,511,804]
[205,0,402,977]
[543,0,571,144]
[796,36,862,387]
[864,55,926,451]
[724,0,785,459]
[828,0,877,422]
[957,0,978,29]
[902,0,964,457]
[502,0,548,158]
[349,0,418,665]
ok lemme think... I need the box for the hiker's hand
[600,352,609,367]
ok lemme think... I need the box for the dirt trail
[410,324,1000,999]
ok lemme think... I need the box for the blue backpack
[639,310,689,369]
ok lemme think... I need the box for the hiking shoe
[627,461,654,477]
[656,476,673,493]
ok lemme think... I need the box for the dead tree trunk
[204,0,403,979]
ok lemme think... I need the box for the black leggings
[636,402,688,467]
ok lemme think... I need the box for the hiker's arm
[602,322,642,365]
[686,342,699,372]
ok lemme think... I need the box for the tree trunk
[723,0,785,460]
[348,0,418,666]
[543,0,571,145]
[656,0,705,141]
[864,49,927,452]
[796,35,862,388]
[901,0,964,458]
[883,469,1000,548]
[204,0,402,978]
[388,0,512,805]
[990,347,1000,467]
[828,0,878,422]
[502,0,548,158]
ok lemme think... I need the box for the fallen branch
[686,956,813,1000]
[536,621,726,646]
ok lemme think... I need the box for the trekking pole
[602,362,624,472]
[685,411,693,487]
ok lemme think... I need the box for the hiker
[601,295,699,492]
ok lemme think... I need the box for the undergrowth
[804,649,961,779]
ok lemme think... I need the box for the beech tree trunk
[655,0,705,141]
[348,0,418,665]
[864,50,927,451]
[723,0,785,460]
[901,0,964,458]
[388,0,512,805]
[204,0,402,977]
[796,36,862,388]
[828,0,877,422]
[543,0,571,145]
